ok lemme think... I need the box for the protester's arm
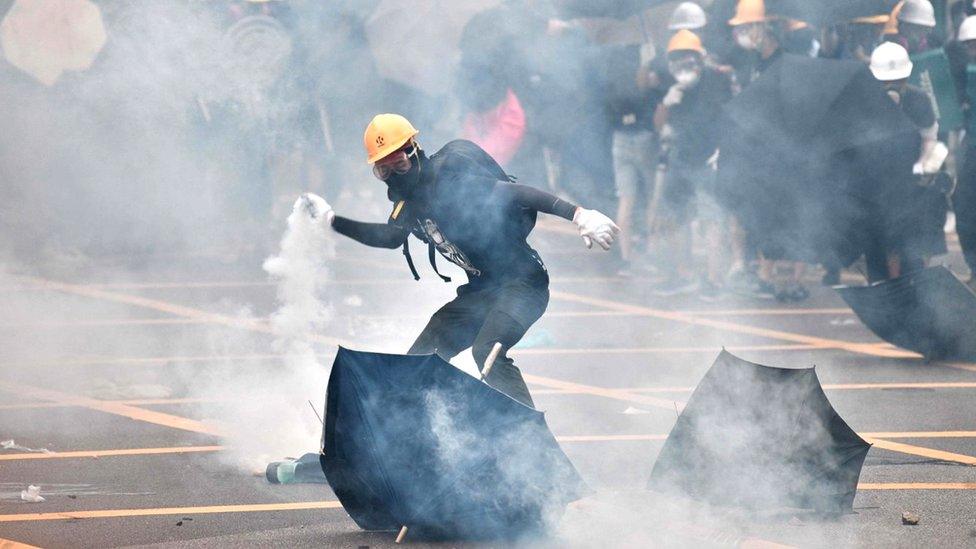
[331,216,409,249]
[297,192,408,249]
[495,183,578,220]
[494,183,620,249]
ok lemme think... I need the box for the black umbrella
[320,347,587,542]
[836,266,976,361]
[648,350,870,512]
[766,0,899,26]
[717,54,920,266]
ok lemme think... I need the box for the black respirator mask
[375,143,426,200]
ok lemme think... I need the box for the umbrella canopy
[837,266,976,361]
[766,0,900,27]
[717,54,920,265]
[648,350,870,512]
[321,347,587,541]
[0,0,106,86]
[364,0,501,96]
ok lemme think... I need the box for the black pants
[408,274,549,407]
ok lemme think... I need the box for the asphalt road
[2,222,975,548]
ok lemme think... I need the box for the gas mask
[734,24,763,51]
[668,57,702,88]
[380,146,426,200]
[674,69,700,87]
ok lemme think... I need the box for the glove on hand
[662,85,684,107]
[573,208,621,250]
[296,192,334,225]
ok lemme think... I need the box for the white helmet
[668,2,707,31]
[897,0,936,28]
[960,15,976,42]
[870,42,913,81]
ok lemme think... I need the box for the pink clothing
[462,89,526,167]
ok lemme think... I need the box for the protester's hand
[296,192,334,225]
[573,208,621,250]
[912,161,925,176]
[663,85,683,108]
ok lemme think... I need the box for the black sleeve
[494,183,578,221]
[332,216,409,249]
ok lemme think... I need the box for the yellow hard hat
[667,29,705,54]
[884,1,905,35]
[728,0,766,26]
[363,113,419,164]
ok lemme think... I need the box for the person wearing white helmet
[668,2,707,31]
[870,41,945,277]
[894,0,938,53]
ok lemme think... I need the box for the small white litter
[20,485,45,503]
[829,318,857,326]
[2,440,53,454]
[343,295,364,307]
[622,406,651,415]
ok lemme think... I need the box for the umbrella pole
[395,525,408,543]
[480,342,503,382]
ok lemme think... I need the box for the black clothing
[332,139,576,405]
[957,140,976,274]
[605,44,660,133]
[408,273,549,408]
[668,68,733,171]
[898,85,937,130]
[333,140,576,285]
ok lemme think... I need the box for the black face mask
[385,151,426,200]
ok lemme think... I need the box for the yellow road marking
[0,318,212,329]
[862,438,976,465]
[513,344,818,356]
[0,446,223,461]
[0,399,224,413]
[942,361,976,373]
[523,373,684,412]
[860,431,976,439]
[0,381,222,437]
[32,352,333,367]
[685,308,852,317]
[858,482,976,490]
[0,501,344,523]
[534,381,976,396]
[551,289,921,359]
[12,276,352,348]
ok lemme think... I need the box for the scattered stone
[901,511,920,525]
[67,495,77,499]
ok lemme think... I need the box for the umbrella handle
[395,525,408,543]
[480,342,503,382]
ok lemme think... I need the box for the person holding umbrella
[299,114,619,407]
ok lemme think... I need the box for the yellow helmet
[728,0,766,26]
[667,30,705,55]
[363,113,419,164]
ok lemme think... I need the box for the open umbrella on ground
[717,54,920,267]
[836,266,976,361]
[0,0,106,86]
[320,347,587,542]
[648,350,870,513]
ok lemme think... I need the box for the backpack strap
[401,238,421,281]
[427,241,452,283]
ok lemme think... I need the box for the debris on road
[20,485,45,503]
[2,439,54,454]
[828,318,857,326]
[622,406,651,415]
[902,512,920,525]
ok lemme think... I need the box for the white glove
[920,142,948,174]
[662,85,683,108]
[912,161,925,176]
[573,208,621,250]
[296,192,334,225]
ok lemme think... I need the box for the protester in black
[300,114,619,407]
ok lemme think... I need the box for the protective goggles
[373,143,418,181]
[667,58,701,75]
